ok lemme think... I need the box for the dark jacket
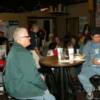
[27,32,40,50]
[4,43,47,98]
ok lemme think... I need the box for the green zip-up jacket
[4,43,47,98]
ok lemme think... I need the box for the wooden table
[40,56,84,100]
[40,56,84,68]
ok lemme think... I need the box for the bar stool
[90,75,100,100]
[90,75,100,91]
[3,81,19,100]
[0,61,16,100]
[4,93,17,100]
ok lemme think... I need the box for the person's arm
[83,42,100,66]
[47,50,53,56]
[82,41,95,66]
[82,42,90,60]
[34,47,40,56]
[17,51,47,89]
[91,58,100,65]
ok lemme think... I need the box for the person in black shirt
[27,24,45,78]
[27,24,40,55]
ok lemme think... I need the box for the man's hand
[92,58,100,65]
[40,74,45,81]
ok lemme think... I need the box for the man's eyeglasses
[19,35,30,38]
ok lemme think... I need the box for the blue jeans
[78,66,100,93]
[18,90,56,100]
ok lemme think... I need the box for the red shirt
[53,49,58,56]
[0,59,6,70]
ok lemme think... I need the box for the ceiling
[0,0,87,13]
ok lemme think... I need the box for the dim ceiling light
[40,7,48,12]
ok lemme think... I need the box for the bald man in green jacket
[4,27,55,100]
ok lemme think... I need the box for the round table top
[39,56,84,68]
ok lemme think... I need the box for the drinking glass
[68,47,74,63]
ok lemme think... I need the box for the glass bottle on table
[68,47,74,63]
[76,48,80,55]
[57,47,63,62]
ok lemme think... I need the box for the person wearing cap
[78,27,100,100]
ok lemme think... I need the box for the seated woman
[46,42,58,73]
[47,42,58,56]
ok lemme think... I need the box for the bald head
[13,27,27,41]
[13,27,30,47]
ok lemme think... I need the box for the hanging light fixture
[40,7,48,12]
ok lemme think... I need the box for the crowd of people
[1,23,100,100]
